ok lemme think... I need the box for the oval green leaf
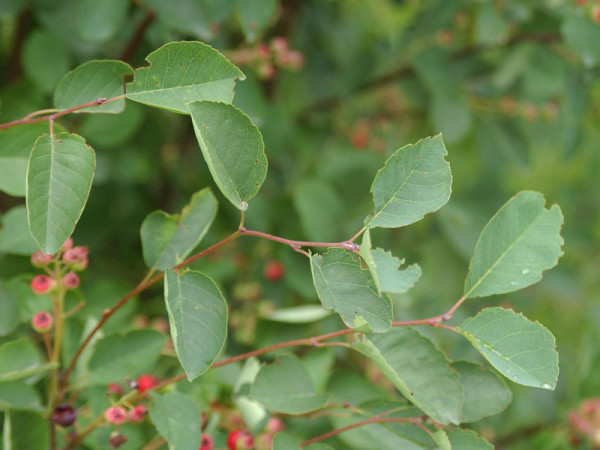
[447,429,493,449]
[141,188,218,270]
[88,330,166,385]
[149,392,202,450]
[310,248,392,333]
[261,305,332,324]
[457,307,559,390]
[27,133,95,255]
[453,361,512,423]
[0,381,42,411]
[3,411,49,450]
[365,134,452,229]
[54,60,133,114]
[126,41,245,114]
[352,328,463,425]
[0,206,38,256]
[0,281,19,336]
[0,337,49,383]
[464,191,564,298]
[164,269,228,381]
[249,354,327,415]
[188,101,268,210]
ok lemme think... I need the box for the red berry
[263,261,284,282]
[351,129,369,149]
[52,404,77,427]
[227,430,253,450]
[127,405,148,423]
[31,311,53,333]
[137,374,157,393]
[31,251,53,268]
[31,275,55,294]
[62,272,80,289]
[105,406,127,424]
[199,434,214,450]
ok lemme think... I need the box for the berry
[265,417,285,434]
[127,405,148,423]
[263,260,284,282]
[31,275,55,294]
[137,374,157,393]
[62,272,80,289]
[227,430,253,450]
[61,237,74,251]
[31,251,53,268]
[31,311,53,333]
[270,36,289,54]
[63,246,89,271]
[199,434,214,450]
[109,431,127,448]
[107,383,123,396]
[52,404,77,427]
[105,406,127,424]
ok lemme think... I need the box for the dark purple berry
[52,404,77,427]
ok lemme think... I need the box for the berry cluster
[229,36,304,80]
[29,237,88,296]
[568,398,600,447]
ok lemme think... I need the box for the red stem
[239,227,360,252]
[300,416,425,447]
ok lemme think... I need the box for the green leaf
[76,0,129,43]
[463,191,563,298]
[453,361,512,423]
[188,101,268,210]
[27,133,95,255]
[432,430,451,450]
[0,123,65,197]
[0,206,39,255]
[54,60,133,114]
[261,305,332,323]
[457,307,559,390]
[250,354,328,414]
[22,30,70,94]
[88,330,166,384]
[562,15,600,68]
[272,432,301,450]
[3,411,48,450]
[233,358,268,433]
[310,248,392,333]
[0,381,43,411]
[237,0,278,43]
[446,429,493,449]
[365,135,452,229]
[164,269,228,381]
[0,337,51,383]
[149,392,202,450]
[126,41,245,114]
[352,328,463,425]
[0,281,19,336]
[141,188,218,270]
[360,229,421,295]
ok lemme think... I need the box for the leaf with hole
[458,307,559,390]
[189,101,267,210]
[464,191,563,298]
[365,135,452,229]
[126,41,245,113]
[141,188,218,270]
[310,248,392,333]
[27,133,95,255]
[164,270,228,381]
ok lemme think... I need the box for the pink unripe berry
[270,36,289,54]
[277,50,304,71]
[61,237,74,251]
[62,272,80,289]
[265,417,285,434]
[31,251,53,268]
[127,405,148,423]
[32,311,53,333]
[257,63,276,80]
[63,246,89,271]
[255,43,270,60]
[31,275,55,294]
[593,6,600,23]
[105,406,127,424]
[227,430,253,450]
[136,374,158,393]
[199,434,214,450]
[106,383,123,396]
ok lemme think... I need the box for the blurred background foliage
[0,0,600,448]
